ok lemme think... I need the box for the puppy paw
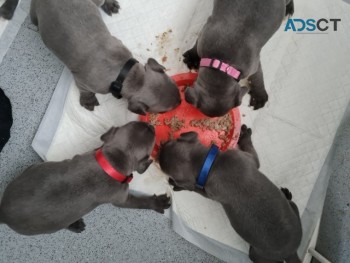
[168,178,185,192]
[238,125,252,145]
[80,95,100,111]
[101,0,120,16]
[249,88,268,110]
[67,218,86,233]
[281,187,293,201]
[151,194,171,214]
[183,49,200,70]
[240,124,252,135]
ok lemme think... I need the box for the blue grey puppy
[0,122,170,235]
[159,125,302,263]
[29,0,180,113]
[183,0,294,117]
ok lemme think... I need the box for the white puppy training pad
[32,0,350,262]
[0,0,26,63]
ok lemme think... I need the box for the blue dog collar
[196,145,220,189]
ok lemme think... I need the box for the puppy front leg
[79,90,100,111]
[67,218,86,233]
[183,42,200,70]
[238,125,260,168]
[248,62,268,110]
[113,194,171,214]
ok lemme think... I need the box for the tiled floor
[315,105,350,263]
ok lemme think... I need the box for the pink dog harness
[200,58,241,81]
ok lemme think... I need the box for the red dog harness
[200,58,241,81]
[95,149,133,184]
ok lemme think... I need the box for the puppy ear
[128,100,149,115]
[184,87,198,106]
[136,157,153,174]
[145,58,166,73]
[101,127,118,142]
[178,132,198,142]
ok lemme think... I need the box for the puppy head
[125,58,181,115]
[159,132,202,190]
[185,69,248,117]
[101,121,156,174]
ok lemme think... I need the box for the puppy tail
[0,0,19,20]
[285,0,294,17]
[285,252,301,263]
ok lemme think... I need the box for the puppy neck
[100,146,133,176]
[189,146,215,187]
[198,68,238,92]
[191,144,227,194]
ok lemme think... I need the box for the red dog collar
[95,149,133,184]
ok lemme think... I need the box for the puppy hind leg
[67,218,86,233]
[280,188,301,218]
[248,62,268,110]
[289,201,301,218]
[249,247,283,263]
[238,125,260,168]
[113,193,171,214]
